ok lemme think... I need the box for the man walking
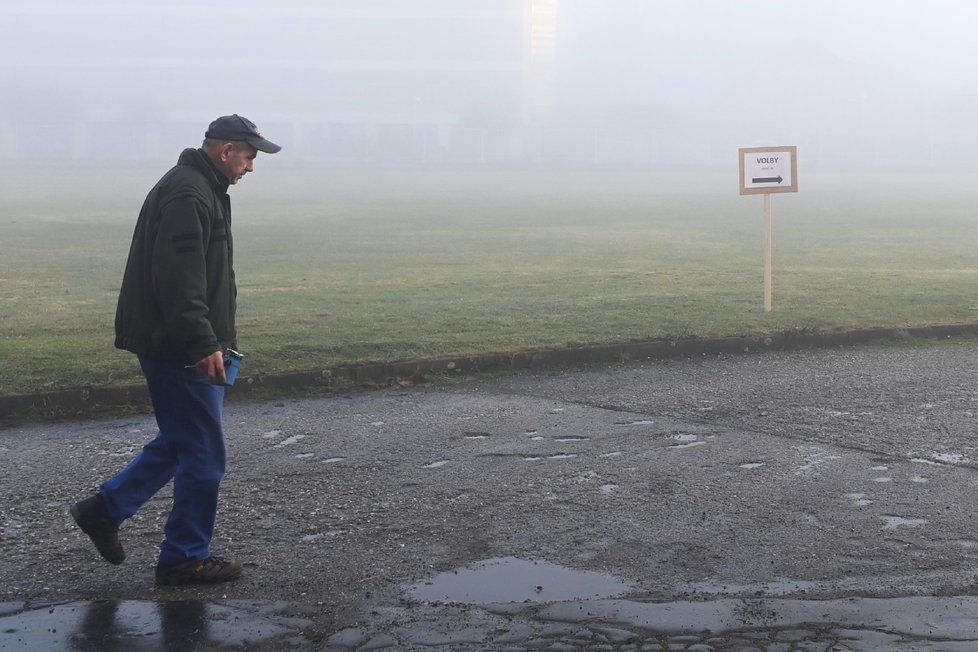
[71,115,281,585]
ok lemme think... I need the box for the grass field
[2,163,978,396]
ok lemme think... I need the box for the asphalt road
[3,336,978,650]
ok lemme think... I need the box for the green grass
[2,164,978,395]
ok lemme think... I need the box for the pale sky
[2,1,977,165]
[5,1,976,101]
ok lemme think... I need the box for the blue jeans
[99,356,226,564]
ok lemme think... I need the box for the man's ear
[219,142,235,162]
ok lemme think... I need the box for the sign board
[739,146,797,195]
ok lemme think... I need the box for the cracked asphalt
[3,336,978,650]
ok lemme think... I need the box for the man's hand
[195,350,227,385]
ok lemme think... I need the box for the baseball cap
[205,114,282,153]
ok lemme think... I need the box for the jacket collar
[177,147,230,193]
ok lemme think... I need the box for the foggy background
[3,0,978,168]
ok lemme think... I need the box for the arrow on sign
[752,176,783,184]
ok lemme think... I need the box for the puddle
[913,452,970,466]
[931,453,970,465]
[794,452,841,474]
[273,434,306,448]
[555,437,589,443]
[423,460,450,468]
[669,433,706,448]
[670,434,699,442]
[301,530,343,542]
[739,462,765,470]
[882,516,928,529]
[845,493,872,506]
[408,557,632,604]
[0,600,310,651]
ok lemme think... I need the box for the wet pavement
[4,587,978,650]
[4,337,978,649]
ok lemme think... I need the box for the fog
[3,0,978,168]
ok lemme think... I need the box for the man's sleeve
[151,195,220,362]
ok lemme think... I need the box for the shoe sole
[155,561,242,586]
[70,503,125,565]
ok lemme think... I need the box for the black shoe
[155,556,243,585]
[70,494,125,565]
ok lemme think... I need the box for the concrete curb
[3,323,978,426]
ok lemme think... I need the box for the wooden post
[739,146,796,312]
[764,193,772,312]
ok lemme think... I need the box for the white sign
[739,146,797,195]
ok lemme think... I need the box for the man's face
[218,142,257,185]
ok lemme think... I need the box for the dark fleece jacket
[115,148,236,363]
